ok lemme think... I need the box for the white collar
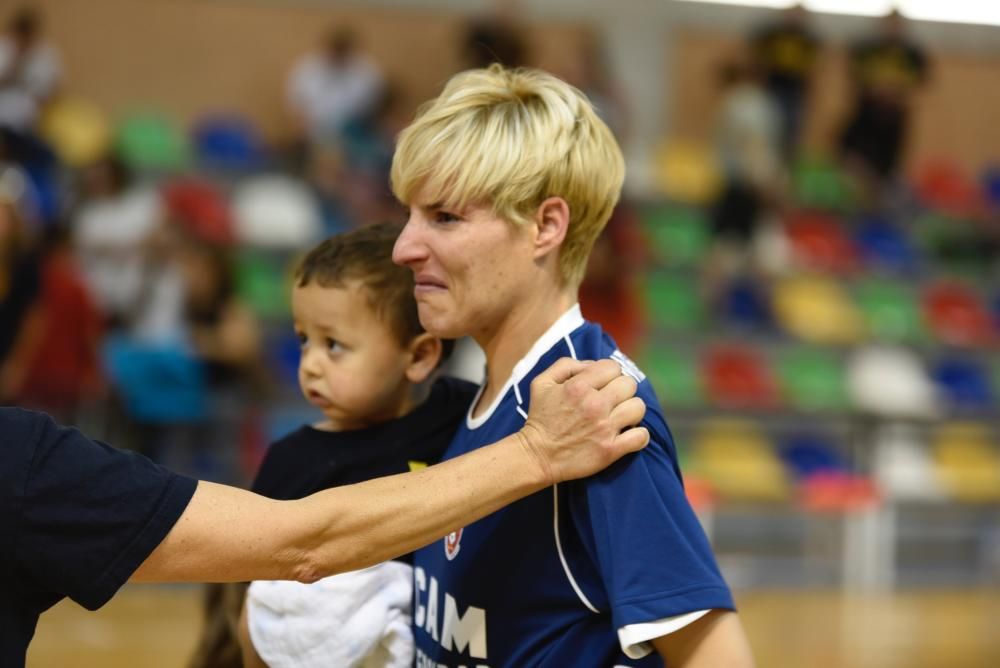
[467,304,585,429]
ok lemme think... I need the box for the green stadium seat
[234,250,291,320]
[642,273,703,333]
[854,278,925,343]
[791,155,855,212]
[776,347,847,412]
[640,205,709,267]
[115,112,189,171]
[639,346,703,408]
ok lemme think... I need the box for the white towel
[246,561,414,668]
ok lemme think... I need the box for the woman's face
[392,188,537,341]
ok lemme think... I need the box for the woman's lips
[414,275,447,294]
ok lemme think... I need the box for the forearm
[133,433,546,583]
[294,432,546,580]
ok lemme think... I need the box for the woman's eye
[435,210,461,224]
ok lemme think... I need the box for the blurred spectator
[462,0,528,69]
[711,59,783,246]
[561,30,629,142]
[0,196,40,402]
[287,27,384,145]
[305,140,355,235]
[6,222,103,419]
[170,225,262,391]
[839,10,929,196]
[750,4,820,158]
[0,5,60,133]
[71,153,178,334]
[706,59,784,299]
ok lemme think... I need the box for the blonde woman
[392,65,754,667]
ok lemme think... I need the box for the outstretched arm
[132,359,648,584]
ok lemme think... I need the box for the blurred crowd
[1,0,998,515]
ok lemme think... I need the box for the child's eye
[296,333,308,349]
[326,338,344,354]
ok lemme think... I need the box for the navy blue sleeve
[14,411,198,610]
[566,403,734,632]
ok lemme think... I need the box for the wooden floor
[27,586,1000,667]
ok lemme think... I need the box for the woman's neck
[471,288,577,418]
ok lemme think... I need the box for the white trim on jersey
[465,304,586,430]
[553,484,601,614]
[618,609,712,659]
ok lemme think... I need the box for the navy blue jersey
[412,306,734,667]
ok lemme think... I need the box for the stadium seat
[790,155,855,211]
[702,344,779,410]
[785,211,858,273]
[115,111,189,171]
[192,114,266,171]
[639,346,703,408]
[914,213,993,278]
[640,204,709,267]
[234,250,292,320]
[932,423,1000,503]
[718,277,772,331]
[915,160,981,215]
[773,274,864,345]
[922,281,993,347]
[779,433,878,511]
[872,423,945,502]
[982,164,1000,210]
[853,215,918,274]
[232,175,321,248]
[40,96,111,167]
[854,278,925,343]
[642,273,703,333]
[775,347,847,412]
[163,178,233,244]
[652,140,721,205]
[931,357,994,412]
[847,346,938,419]
[690,419,789,502]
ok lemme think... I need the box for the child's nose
[299,347,323,378]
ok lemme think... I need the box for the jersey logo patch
[444,528,463,561]
[611,349,646,383]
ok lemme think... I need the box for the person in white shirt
[287,27,384,143]
[0,7,60,132]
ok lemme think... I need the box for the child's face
[392,187,537,341]
[292,280,415,430]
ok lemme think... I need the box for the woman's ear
[405,333,443,384]
[533,197,570,261]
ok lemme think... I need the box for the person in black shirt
[3,357,648,668]
[193,223,479,668]
[840,10,929,192]
[751,4,820,158]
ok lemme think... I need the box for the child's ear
[405,333,443,384]
[533,196,570,261]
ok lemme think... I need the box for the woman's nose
[392,216,426,267]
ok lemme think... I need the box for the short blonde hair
[391,65,625,286]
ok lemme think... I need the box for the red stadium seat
[923,281,993,347]
[703,344,780,410]
[785,211,858,274]
[916,160,982,216]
